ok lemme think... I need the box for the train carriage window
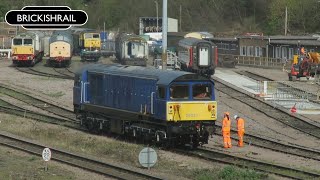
[193,84,211,99]
[23,39,32,45]
[170,85,189,99]
[13,38,22,45]
[157,86,166,99]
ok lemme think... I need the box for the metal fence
[256,81,312,101]
[235,55,287,68]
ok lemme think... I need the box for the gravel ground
[0,58,319,178]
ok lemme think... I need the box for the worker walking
[222,112,232,148]
[234,115,245,147]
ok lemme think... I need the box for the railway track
[0,83,77,122]
[15,67,73,80]
[176,147,320,180]
[214,125,320,161]
[0,98,80,129]
[53,67,75,78]
[212,77,320,139]
[0,132,162,180]
[237,70,320,102]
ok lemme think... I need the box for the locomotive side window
[157,86,166,99]
[170,85,189,99]
[23,39,33,45]
[13,38,22,45]
[193,84,211,99]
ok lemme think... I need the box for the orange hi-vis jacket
[237,118,245,133]
[222,117,231,132]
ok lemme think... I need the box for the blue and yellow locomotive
[73,64,217,148]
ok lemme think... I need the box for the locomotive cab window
[93,34,100,38]
[170,85,189,99]
[23,39,33,45]
[13,39,22,45]
[193,84,211,99]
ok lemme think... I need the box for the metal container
[42,36,50,57]
[100,31,108,42]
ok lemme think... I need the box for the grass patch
[0,147,76,180]
[43,91,65,98]
[0,113,270,179]
[217,166,268,180]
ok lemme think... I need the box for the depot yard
[2,58,307,179]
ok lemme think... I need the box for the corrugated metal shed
[211,37,238,42]
[76,64,207,85]
[270,40,320,46]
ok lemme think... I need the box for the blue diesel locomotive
[73,64,217,148]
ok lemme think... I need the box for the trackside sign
[5,6,88,30]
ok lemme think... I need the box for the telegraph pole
[162,0,167,70]
[285,6,288,36]
[179,5,182,32]
[154,1,159,32]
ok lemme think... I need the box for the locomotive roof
[76,64,210,85]
[178,37,213,47]
[118,34,147,43]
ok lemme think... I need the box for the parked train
[48,31,74,67]
[73,64,217,148]
[71,28,101,61]
[115,33,148,66]
[177,37,217,77]
[11,31,46,66]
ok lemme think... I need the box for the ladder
[154,50,180,70]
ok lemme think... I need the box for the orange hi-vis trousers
[223,131,232,148]
[238,131,244,147]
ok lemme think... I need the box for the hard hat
[234,115,238,120]
[224,112,230,116]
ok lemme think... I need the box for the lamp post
[154,0,159,32]
[162,0,167,70]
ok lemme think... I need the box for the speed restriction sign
[42,148,51,162]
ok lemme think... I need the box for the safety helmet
[234,115,238,120]
[224,112,230,116]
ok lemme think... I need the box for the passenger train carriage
[177,37,217,77]
[73,64,217,148]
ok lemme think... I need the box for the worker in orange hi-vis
[234,115,245,147]
[222,112,232,148]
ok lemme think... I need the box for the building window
[247,46,254,56]
[8,30,16,35]
[275,47,281,58]
[240,46,246,56]
[289,48,294,59]
[255,47,262,57]
[281,47,287,59]
[230,44,237,50]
